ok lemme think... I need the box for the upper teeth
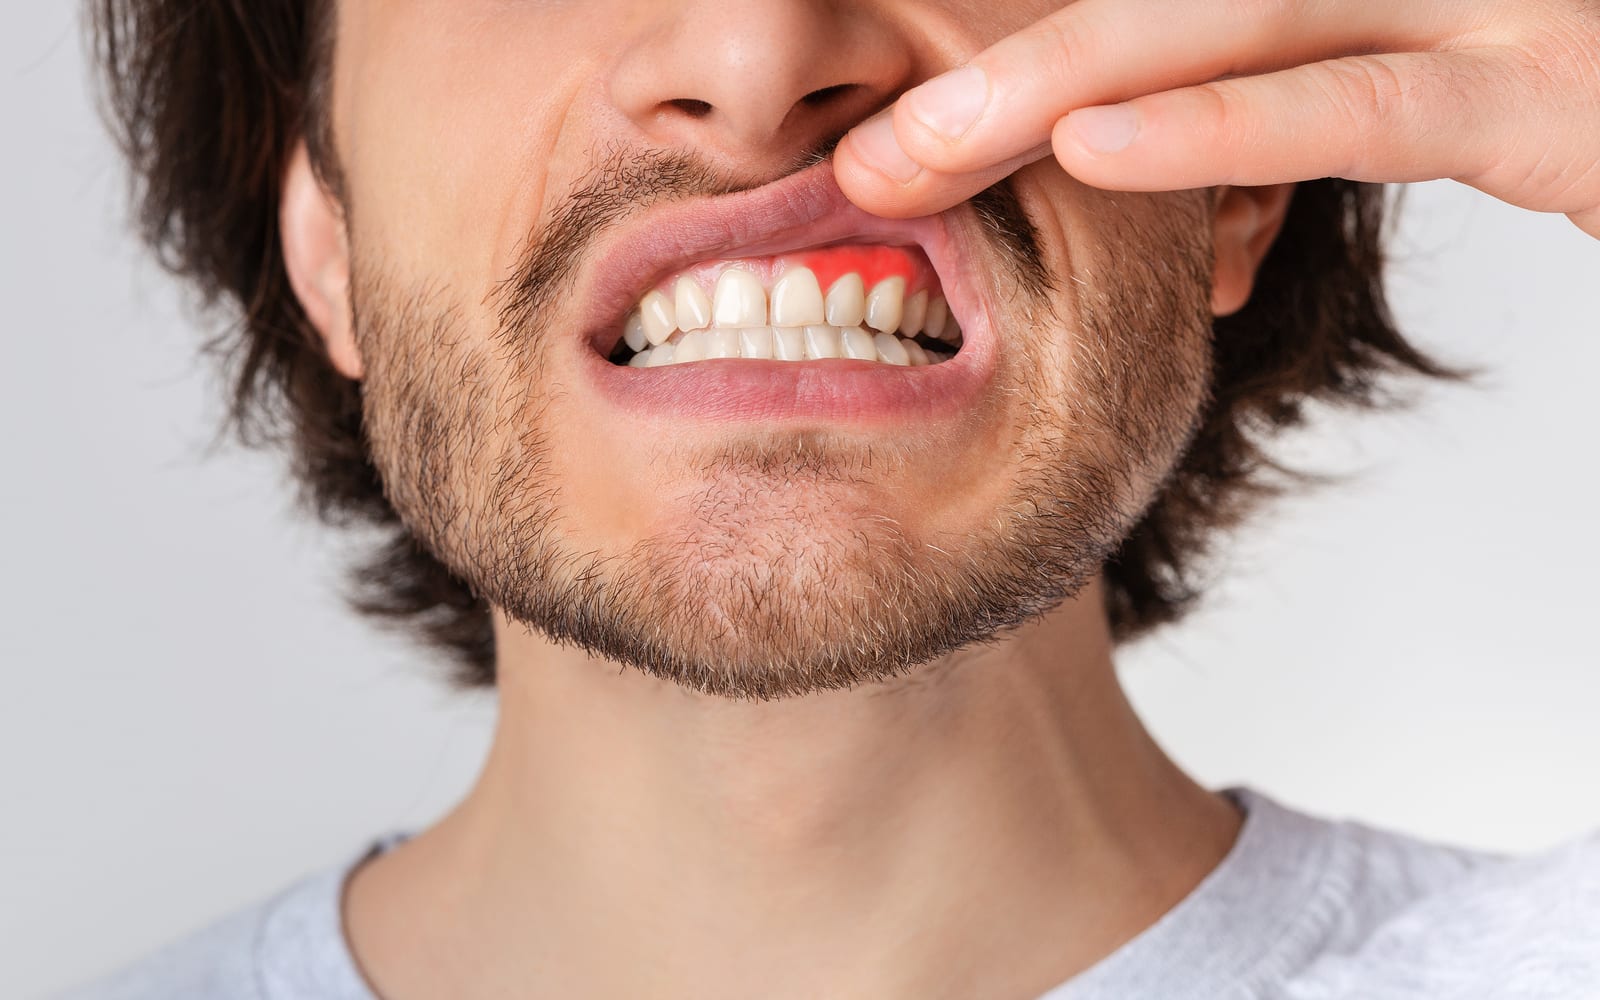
[769,268,825,327]
[618,265,963,368]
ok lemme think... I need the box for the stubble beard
[350,162,1216,702]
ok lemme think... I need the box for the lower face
[337,4,1219,701]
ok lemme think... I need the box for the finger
[1570,205,1600,241]
[835,126,1051,221]
[1049,51,1503,192]
[836,0,1471,213]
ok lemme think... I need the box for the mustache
[495,136,1049,336]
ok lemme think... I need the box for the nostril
[800,84,855,108]
[665,98,713,119]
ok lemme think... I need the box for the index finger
[835,0,1463,216]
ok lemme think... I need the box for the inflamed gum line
[609,244,965,368]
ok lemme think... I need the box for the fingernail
[849,113,922,184]
[1067,105,1140,155]
[904,66,989,140]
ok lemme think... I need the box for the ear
[280,141,361,379]
[1210,184,1295,318]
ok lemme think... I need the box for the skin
[264,0,1600,996]
[833,0,1600,238]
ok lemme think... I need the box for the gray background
[6,6,1599,997]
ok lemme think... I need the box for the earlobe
[280,142,361,380]
[1209,183,1295,318]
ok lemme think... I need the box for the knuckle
[1539,19,1600,96]
[1032,10,1088,90]
[1535,141,1600,214]
[1320,56,1414,127]
[1571,203,1600,240]
[1195,80,1255,152]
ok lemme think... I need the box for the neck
[345,575,1243,1000]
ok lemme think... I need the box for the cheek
[334,3,607,292]
[939,0,1069,41]
[1024,176,1215,467]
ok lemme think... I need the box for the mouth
[604,245,963,368]
[573,162,997,424]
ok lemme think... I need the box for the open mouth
[575,163,994,423]
[604,243,965,368]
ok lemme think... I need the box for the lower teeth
[618,325,961,368]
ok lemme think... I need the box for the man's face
[324,0,1216,699]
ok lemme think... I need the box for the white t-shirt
[60,786,1600,999]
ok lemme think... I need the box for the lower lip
[580,333,995,425]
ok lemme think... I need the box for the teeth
[941,316,962,344]
[864,277,905,334]
[740,327,775,360]
[769,267,826,327]
[713,269,766,328]
[675,329,708,364]
[900,290,927,337]
[623,312,648,353]
[622,326,950,368]
[675,277,712,332]
[640,290,676,346]
[873,331,910,366]
[803,325,841,359]
[705,328,740,359]
[620,266,964,370]
[840,326,877,361]
[824,273,866,327]
[773,327,806,361]
[923,296,949,341]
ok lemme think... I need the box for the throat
[342,587,1239,1000]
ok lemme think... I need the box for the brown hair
[87,0,1468,687]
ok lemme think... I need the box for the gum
[644,244,940,300]
[791,245,920,297]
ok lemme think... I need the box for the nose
[608,0,914,168]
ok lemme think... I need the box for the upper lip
[572,161,965,357]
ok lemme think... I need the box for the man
[74,0,1600,998]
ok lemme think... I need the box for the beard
[348,153,1215,701]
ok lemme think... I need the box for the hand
[834,0,1600,239]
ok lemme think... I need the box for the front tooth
[899,290,928,336]
[640,290,677,346]
[903,339,930,366]
[713,269,766,328]
[769,267,825,327]
[923,296,949,341]
[874,331,910,365]
[646,342,677,367]
[865,277,905,334]
[675,277,712,332]
[803,325,841,359]
[739,327,774,360]
[623,312,648,352]
[675,329,709,363]
[773,327,806,361]
[841,326,877,360]
[824,273,866,327]
[705,328,740,359]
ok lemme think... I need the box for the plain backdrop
[5,5,1599,998]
